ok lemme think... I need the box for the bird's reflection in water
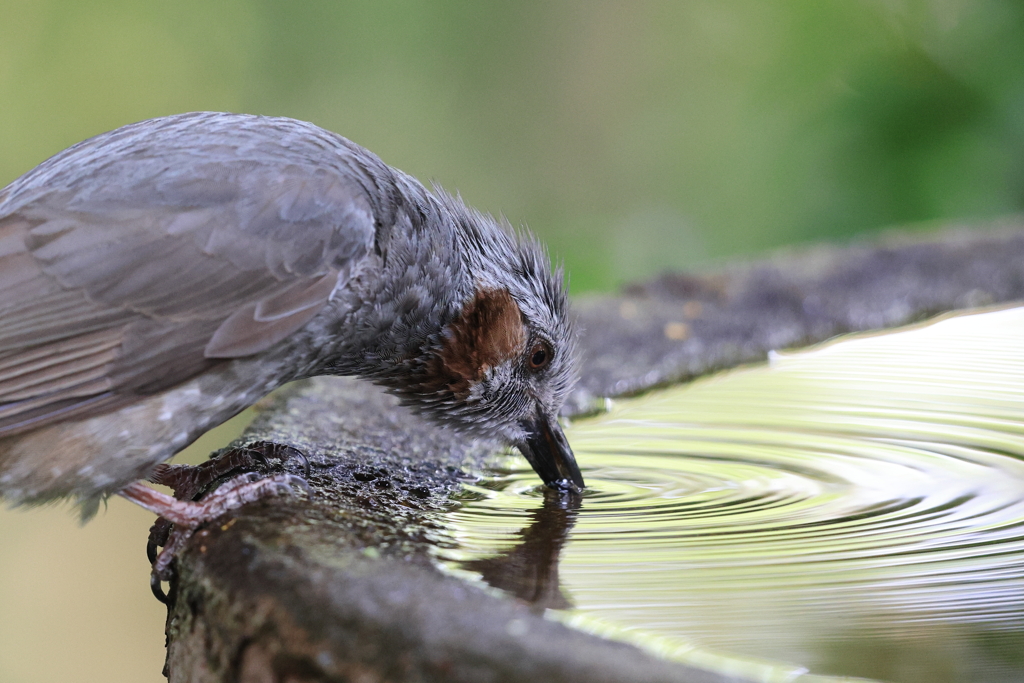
[462,489,581,612]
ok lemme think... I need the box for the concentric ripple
[434,305,1024,683]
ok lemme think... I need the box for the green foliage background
[3,1,1024,293]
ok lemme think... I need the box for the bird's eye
[528,341,553,370]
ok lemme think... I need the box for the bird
[0,111,583,532]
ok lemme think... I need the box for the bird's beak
[518,410,585,493]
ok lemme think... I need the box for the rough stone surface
[163,222,1024,683]
[568,223,1024,410]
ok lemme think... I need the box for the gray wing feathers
[204,270,342,357]
[0,113,383,434]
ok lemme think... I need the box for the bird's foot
[120,459,309,603]
[144,440,311,565]
[149,440,310,500]
[144,470,306,557]
[122,473,309,602]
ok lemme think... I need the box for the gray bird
[0,112,583,528]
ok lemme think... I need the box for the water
[434,305,1024,683]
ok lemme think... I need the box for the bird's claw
[131,470,310,604]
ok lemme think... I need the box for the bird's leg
[120,445,311,603]
[149,441,310,501]
[145,456,250,573]
[144,440,311,556]
[148,446,269,500]
[121,472,308,529]
[122,473,309,603]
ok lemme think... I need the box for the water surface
[435,306,1024,683]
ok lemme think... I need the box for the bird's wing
[0,113,382,435]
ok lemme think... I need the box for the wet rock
[568,223,1024,412]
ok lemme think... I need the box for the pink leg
[120,473,308,590]
[119,474,307,527]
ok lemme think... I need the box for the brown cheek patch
[433,287,526,397]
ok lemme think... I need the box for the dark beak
[518,410,585,493]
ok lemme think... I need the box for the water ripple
[435,306,1024,683]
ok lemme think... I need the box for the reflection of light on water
[434,305,1024,683]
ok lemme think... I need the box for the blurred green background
[2,1,1024,682]
[4,1,1024,292]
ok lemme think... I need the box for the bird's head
[395,196,583,492]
